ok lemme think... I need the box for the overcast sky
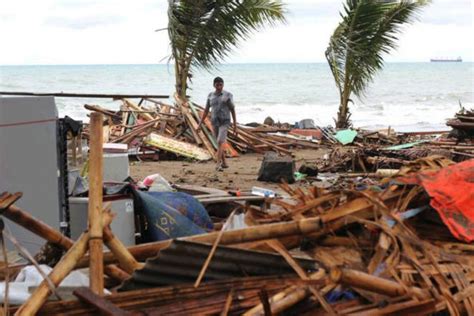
[0,0,472,65]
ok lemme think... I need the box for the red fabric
[401,159,474,242]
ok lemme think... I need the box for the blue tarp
[134,190,213,242]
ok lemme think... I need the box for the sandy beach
[130,148,328,194]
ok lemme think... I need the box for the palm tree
[326,0,429,129]
[168,0,286,98]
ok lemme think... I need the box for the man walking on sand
[197,77,237,171]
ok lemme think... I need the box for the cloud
[0,0,472,65]
[44,15,125,30]
[421,0,473,26]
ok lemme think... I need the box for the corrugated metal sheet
[119,240,318,291]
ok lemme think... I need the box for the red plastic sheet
[400,159,474,242]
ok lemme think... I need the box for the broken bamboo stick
[103,227,144,274]
[330,267,430,300]
[244,270,329,316]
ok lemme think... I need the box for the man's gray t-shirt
[206,90,235,126]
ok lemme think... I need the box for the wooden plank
[84,104,121,119]
[73,287,130,316]
[174,94,217,160]
[123,99,154,122]
[189,101,239,159]
[183,107,217,160]
[144,132,212,161]
[183,111,203,145]
[159,104,171,134]
[14,277,291,315]
[191,106,217,149]
[237,127,292,155]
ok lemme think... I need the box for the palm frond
[326,0,429,98]
[168,0,286,95]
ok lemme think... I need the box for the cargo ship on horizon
[430,56,462,62]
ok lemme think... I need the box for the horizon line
[1,61,473,67]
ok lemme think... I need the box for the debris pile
[447,106,474,141]
[82,95,320,161]
[2,156,474,315]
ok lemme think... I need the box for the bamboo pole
[78,189,402,267]
[243,270,329,316]
[104,265,131,282]
[15,214,115,316]
[103,227,144,274]
[330,268,430,300]
[77,217,323,267]
[266,241,335,315]
[194,210,237,288]
[88,112,104,295]
[1,204,129,282]
[2,205,73,249]
[15,232,90,316]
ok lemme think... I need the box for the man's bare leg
[221,144,228,168]
[216,143,224,170]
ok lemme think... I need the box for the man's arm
[228,95,237,135]
[230,107,237,135]
[197,99,211,131]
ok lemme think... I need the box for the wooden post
[88,112,104,295]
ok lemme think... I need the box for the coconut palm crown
[326,0,429,129]
[168,0,286,96]
[168,0,287,98]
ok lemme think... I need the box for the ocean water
[1,63,473,131]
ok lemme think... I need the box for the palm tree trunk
[336,88,351,129]
[175,60,190,99]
